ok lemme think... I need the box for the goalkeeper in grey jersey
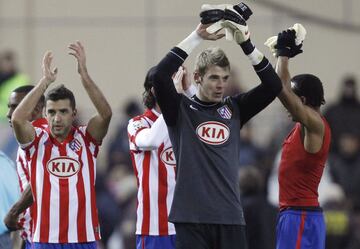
[151,3,282,249]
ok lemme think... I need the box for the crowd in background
[1,49,360,249]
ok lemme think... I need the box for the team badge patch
[69,139,82,152]
[217,105,232,119]
[132,120,146,131]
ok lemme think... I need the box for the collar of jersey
[191,95,222,107]
[144,108,159,122]
[46,126,76,147]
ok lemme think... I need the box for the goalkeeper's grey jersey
[168,95,246,225]
[152,46,282,225]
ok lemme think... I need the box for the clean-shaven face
[45,99,75,140]
[197,65,230,103]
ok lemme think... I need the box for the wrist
[39,77,52,89]
[79,65,88,75]
[80,71,91,83]
[240,39,255,55]
[177,31,203,55]
[247,48,264,66]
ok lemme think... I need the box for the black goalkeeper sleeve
[233,55,283,127]
[152,47,188,127]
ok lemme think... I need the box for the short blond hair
[194,47,230,77]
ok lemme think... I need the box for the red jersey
[23,125,101,243]
[279,118,331,209]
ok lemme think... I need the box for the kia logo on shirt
[196,121,230,145]
[47,157,80,178]
[160,147,176,166]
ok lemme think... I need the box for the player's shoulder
[128,114,149,134]
[32,118,48,128]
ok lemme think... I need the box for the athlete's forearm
[135,115,168,150]
[81,73,112,122]
[152,47,187,126]
[12,78,49,144]
[4,186,33,230]
[234,40,282,126]
[153,31,202,126]
[12,79,48,126]
[240,39,282,95]
[14,185,33,214]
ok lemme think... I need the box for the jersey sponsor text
[196,121,230,145]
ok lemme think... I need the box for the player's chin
[51,128,64,136]
[212,95,223,102]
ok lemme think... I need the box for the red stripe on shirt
[295,211,307,249]
[76,147,87,242]
[141,151,151,234]
[39,141,53,242]
[157,144,168,235]
[58,144,69,243]
[17,168,24,193]
[29,205,33,238]
[84,139,101,240]
[130,152,139,187]
[18,155,30,183]
[30,143,39,241]
[30,131,44,241]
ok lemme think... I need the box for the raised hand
[275,29,303,58]
[41,51,58,85]
[196,23,225,41]
[173,66,193,93]
[68,41,88,75]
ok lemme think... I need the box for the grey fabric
[168,96,245,225]
[0,232,13,249]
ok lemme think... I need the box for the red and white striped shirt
[23,125,101,243]
[16,118,48,241]
[128,109,176,236]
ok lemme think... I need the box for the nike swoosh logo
[190,105,198,110]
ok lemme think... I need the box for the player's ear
[73,108,77,117]
[194,71,201,85]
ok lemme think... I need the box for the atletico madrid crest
[69,139,82,152]
[217,105,232,119]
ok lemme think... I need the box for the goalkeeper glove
[264,23,306,57]
[222,2,253,44]
[275,29,303,58]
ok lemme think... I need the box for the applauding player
[10,42,112,248]
[271,28,331,249]
[151,4,282,249]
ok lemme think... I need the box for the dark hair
[142,66,157,109]
[13,85,45,107]
[45,85,76,109]
[291,74,325,108]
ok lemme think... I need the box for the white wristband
[247,48,264,65]
[177,31,203,55]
